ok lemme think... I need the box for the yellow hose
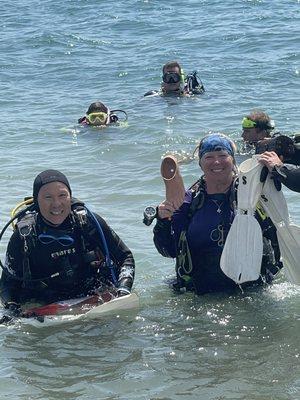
[10,198,34,229]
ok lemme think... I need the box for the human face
[38,182,71,226]
[200,150,234,184]
[162,66,181,93]
[242,127,266,145]
[86,112,108,126]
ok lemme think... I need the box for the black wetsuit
[0,210,135,305]
[270,164,300,193]
[256,137,300,193]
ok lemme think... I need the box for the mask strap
[105,108,111,125]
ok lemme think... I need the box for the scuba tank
[185,71,205,94]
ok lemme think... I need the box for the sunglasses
[38,233,74,246]
[86,112,108,125]
[162,72,181,84]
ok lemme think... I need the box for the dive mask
[242,117,275,130]
[86,112,108,125]
[242,117,256,129]
[162,72,181,84]
[38,233,74,246]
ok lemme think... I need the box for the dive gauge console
[143,206,157,226]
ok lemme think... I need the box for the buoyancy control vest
[14,200,111,289]
[173,176,282,293]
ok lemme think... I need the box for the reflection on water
[0,0,299,398]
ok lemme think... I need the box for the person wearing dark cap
[241,109,300,192]
[0,170,135,314]
[78,101,128,127]
[152,134,281,295]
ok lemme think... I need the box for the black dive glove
[4,301,21,317]
[260,166,282,191]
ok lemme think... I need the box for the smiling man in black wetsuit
[0,170,135,315]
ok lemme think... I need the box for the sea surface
[0,0,299,399]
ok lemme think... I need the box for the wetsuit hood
[33,170,72,204]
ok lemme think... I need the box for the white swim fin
[237,156,264,211]
[221,156,264,284]
[260,175,300,285]
[221,213,263,283]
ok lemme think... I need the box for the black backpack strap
[228,176,238,212]
[16,212,38,287]
[187,177,206,220]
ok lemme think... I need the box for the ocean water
[0,0,299,399]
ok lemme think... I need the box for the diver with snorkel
[144,61,205,97]
[78,101,128,127]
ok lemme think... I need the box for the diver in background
[241,109,300,193]
[144,60,205,97]
[241,109,276,145]
[78,101,128,127]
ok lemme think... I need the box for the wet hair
[246,109,273,132]
[162,61,182,75]
[86,101,108,115]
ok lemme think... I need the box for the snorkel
[109,109,128,123]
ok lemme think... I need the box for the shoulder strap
[228,176,238,212]
[16,212,38,287]
[187,175,238,220]
[187,176,206,220]
[16,212,37,239]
